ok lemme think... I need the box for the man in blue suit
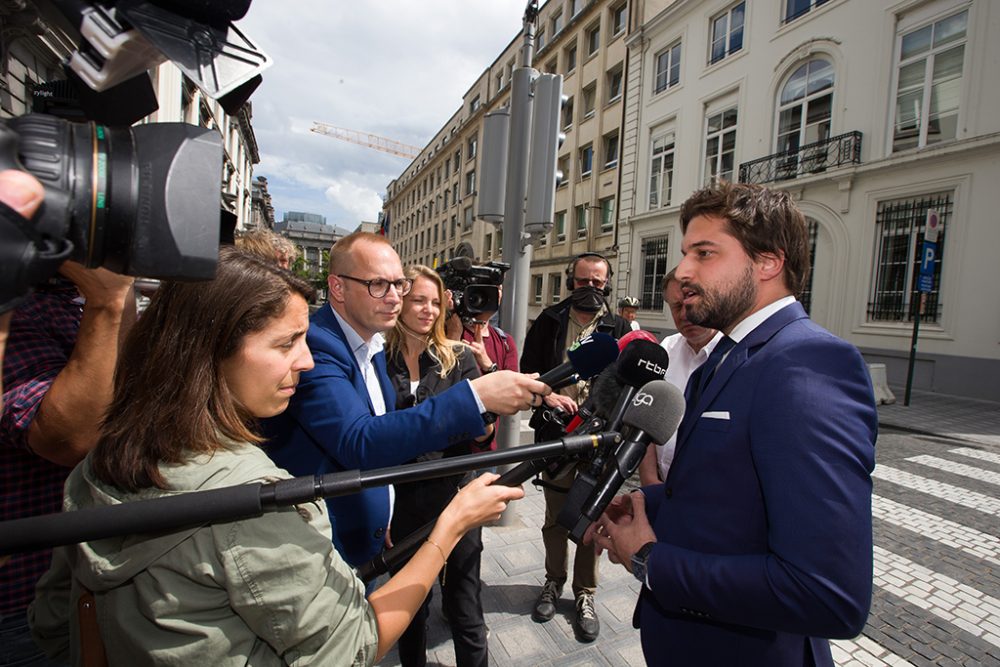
[266,232,549,567]
[589,182,877,666]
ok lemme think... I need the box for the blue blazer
[264,305,485,567]
[636,302,877,666]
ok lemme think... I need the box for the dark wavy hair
[90,246,315,491]
[679,181,811,295]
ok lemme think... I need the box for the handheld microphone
[580,380,686,527]
[601,339,671,432]
[564,330,659,433]
[616,328,659,347]
[537,332,618,388]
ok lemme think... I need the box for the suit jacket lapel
[319,306,380,415]
[372,350,396,413]
[675,302,809,448]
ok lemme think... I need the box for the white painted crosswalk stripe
[872,495,1000,567]
[831,636,914,666]
[872,465,1000,516]
[950,447,1000,467]
[906,454,1000,487]
[874,546,1000,648]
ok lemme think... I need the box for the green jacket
[29,443,378,666]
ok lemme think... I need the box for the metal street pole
[495,2,538,524]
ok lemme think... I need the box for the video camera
[1,0,271,313]
[437,257,510,319]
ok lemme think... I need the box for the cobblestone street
[381,388,1000,666]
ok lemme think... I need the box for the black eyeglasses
[337,274,413,298]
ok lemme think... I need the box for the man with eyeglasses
[520,252,630,643]
[266,232,550,570]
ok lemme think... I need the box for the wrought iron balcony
[738,130,862,185]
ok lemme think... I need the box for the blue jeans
[0,612,65,666]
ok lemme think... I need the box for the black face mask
[569,285,605,313]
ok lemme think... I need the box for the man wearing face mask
[520,252,630,642]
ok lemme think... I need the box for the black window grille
[867,193,951,323]
[640,236,670,310]
[799,219,818,315]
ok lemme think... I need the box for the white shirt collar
[330,304,384,363]
[727,295,797,344]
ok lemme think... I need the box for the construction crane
[310,122,421,160]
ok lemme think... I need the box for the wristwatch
[482,363,498,374]
[481,410,497,425]
[631,541,656,583]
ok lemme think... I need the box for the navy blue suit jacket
[636,301,877,666]
[265,305,485,567]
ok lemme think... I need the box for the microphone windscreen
[623,380,686,444]
[616,339,669,388]
[617,329,659,349]
[589,365,626,421]
[565,332,620,380]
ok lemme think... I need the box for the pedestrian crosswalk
[873,464,1000,515]
[854,446,1000,666]
[386,442,1000,666]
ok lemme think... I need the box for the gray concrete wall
[860,347,1000,402]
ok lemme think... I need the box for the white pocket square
[701,411,730,420]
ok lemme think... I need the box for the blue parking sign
[918,240,937,293]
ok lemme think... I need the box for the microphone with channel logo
[580,380,686,525]
[600,339,671,433]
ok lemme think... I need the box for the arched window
[776,59,834,177]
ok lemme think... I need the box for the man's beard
[684,263,757,331]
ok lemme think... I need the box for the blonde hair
[235,228,296,266]
[386,265,461,378]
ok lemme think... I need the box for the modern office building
[275,212,341,274]
[383,0,635,320]
[616,0,1000,399]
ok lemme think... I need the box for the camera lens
[3,113,223,280]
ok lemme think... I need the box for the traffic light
[524,73,565,235]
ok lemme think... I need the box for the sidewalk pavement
[877,385,1000,447]
[380,385,1000,666]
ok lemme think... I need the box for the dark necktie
[686,335,736,406]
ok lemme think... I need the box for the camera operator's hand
[59,262,136,309]
[543,392,578,415]
[470,370,550,415]
[444,311,463,341]
[29,263,137,466]
[0,169,45,406]
[463,321,494,372]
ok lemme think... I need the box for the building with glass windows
[383,0,634,321]
[616,0,1000,399]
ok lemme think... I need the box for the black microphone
[537,331,619,388]
[0,433,618,556]
[600,339,671,433]
[356,430,621,582]
[581,380,686,526]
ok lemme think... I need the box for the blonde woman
[384,265,494,667]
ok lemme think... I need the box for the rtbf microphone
[537,332,619,388]
[565,331,662,434]
[581,380,686,524]
[601,339,670,433]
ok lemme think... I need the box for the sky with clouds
[240,1,531,231]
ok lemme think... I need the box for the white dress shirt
[330,306,392,514]
[655,330,723,480]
